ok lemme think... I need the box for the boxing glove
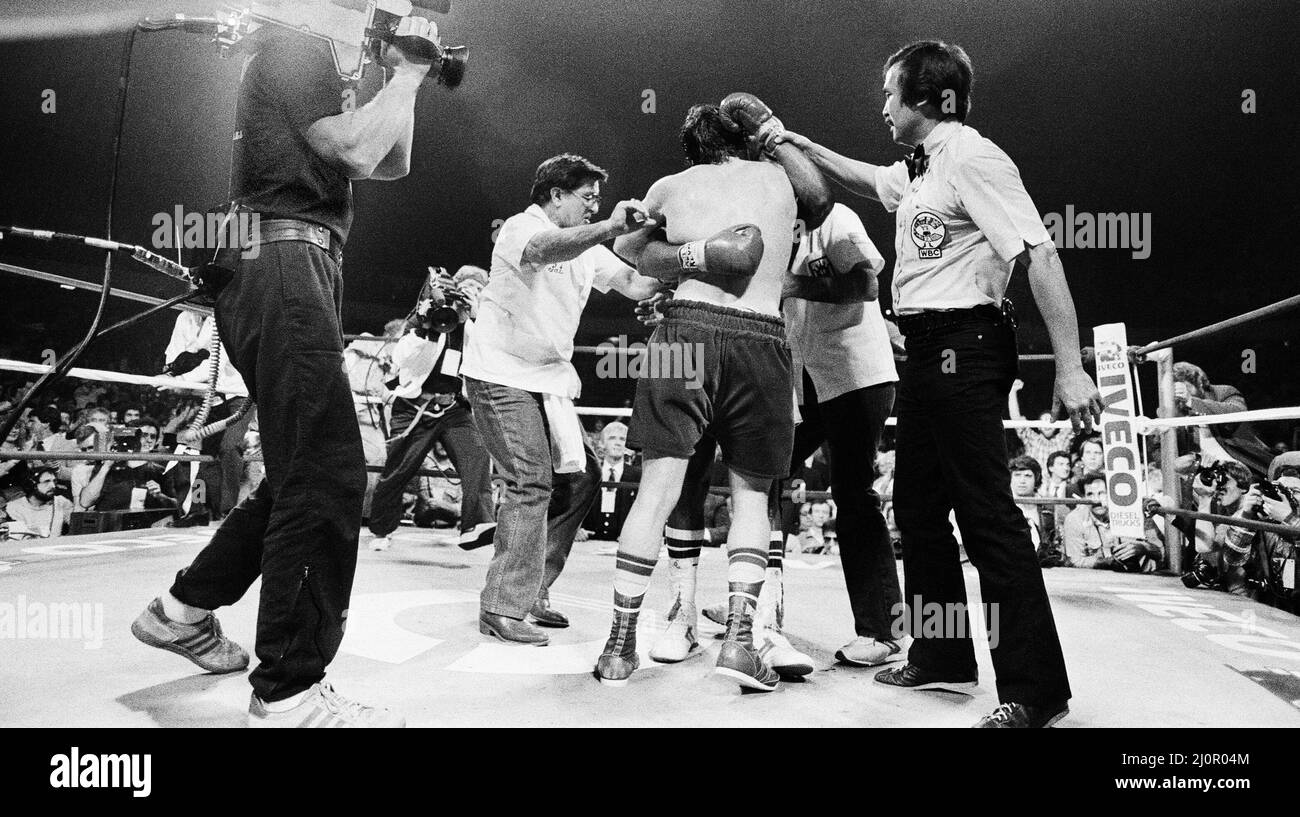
[677,224,764,277]
[720,92,785,150]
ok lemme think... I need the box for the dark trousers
[170,240,365,703]
[791,376,901,641]
[368,397,494,538]
[893,317,1071,707]
[465,377,600,618]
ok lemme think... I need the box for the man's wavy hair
[530,154,608,206]
[680,104,748,167]
[884,40,974,122]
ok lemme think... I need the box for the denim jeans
[170,240,365,703]
[464,377,599,618]
[367,397,494,539]
[792,378,901,641]
[893,316,1071,707]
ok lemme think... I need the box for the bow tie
[906,144,929,181]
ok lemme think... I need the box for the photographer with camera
[132,11,451,728]
[1212,455,1300,612]
[77,419,177,513]
[368,265,496,553]
[1062,471,1163,572]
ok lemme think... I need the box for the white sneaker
[370,537,391,552]
[649,605,701,663]
[835,635,911,667]
[701,602,728,628]
[756,628,814,678]
[248,682,405,728]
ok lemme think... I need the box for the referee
[779,40,1102,727]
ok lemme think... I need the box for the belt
[896,300,1017,337]
[254,218,344,263]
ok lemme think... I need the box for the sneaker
[973,701,1069,728]
[130,597,249,674]
[649,606,701,664]
[457,522,496,551]
[702,603,728,628]
[593,652,640,687]
[835,635,911,667]
[756,629,814,678]
[248,682,405,728]
[874,662,977,694]
[370,536,391,552]
[715,641,780,692]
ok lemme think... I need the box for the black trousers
[368,396,494,539]
[893,316,1071,707]
[790,376,901,641]
[170,240,365,703]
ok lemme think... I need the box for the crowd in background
[3,353,1297,618]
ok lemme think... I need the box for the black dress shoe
[973,701,1069,728]
[874,662,978,693]
[479,612,549,645]
[528,599,570,629]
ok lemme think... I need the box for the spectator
[1009,455,1049,550]
[1008,379,1071,471]
[1067,435,1105,496]
[4,467,73,538]
[77,423,178,513]
[793,499,835,555]
[1061,471,1163,572]
[1216,457,1300,613]
[1041,451,1072,499]
[582,421,640,541]
[0,403,32,503]
[1171,361,1273,482]
[69,425,104,512]
[873,449,899,551]
[1179,460,1252,564]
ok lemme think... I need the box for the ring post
[1151,347,1184,574]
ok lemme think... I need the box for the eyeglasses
[568,190,601,206]
[140,432,158,440]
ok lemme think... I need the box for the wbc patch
[910,211,946,259]
[807,255,834,277]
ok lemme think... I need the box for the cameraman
[77,419,177,513]
[368,266,496,553]
[1217,456,1300,612]
[133,16,446,728]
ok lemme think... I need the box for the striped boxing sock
[663,526,702,621]
[603,550,658,658]
[756,528,786,632]
[725,544,768,647]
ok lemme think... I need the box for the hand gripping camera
[156,1,468,87]
[414,266,483,336]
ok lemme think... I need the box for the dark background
[0,0,1296,435]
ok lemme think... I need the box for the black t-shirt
[232,32,354,243]
[99,463,176,512]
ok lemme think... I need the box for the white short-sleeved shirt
[783,204,898,404]
[874,120,1052,315]
[462,205,628,398]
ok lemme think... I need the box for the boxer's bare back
[643,158,796,316]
